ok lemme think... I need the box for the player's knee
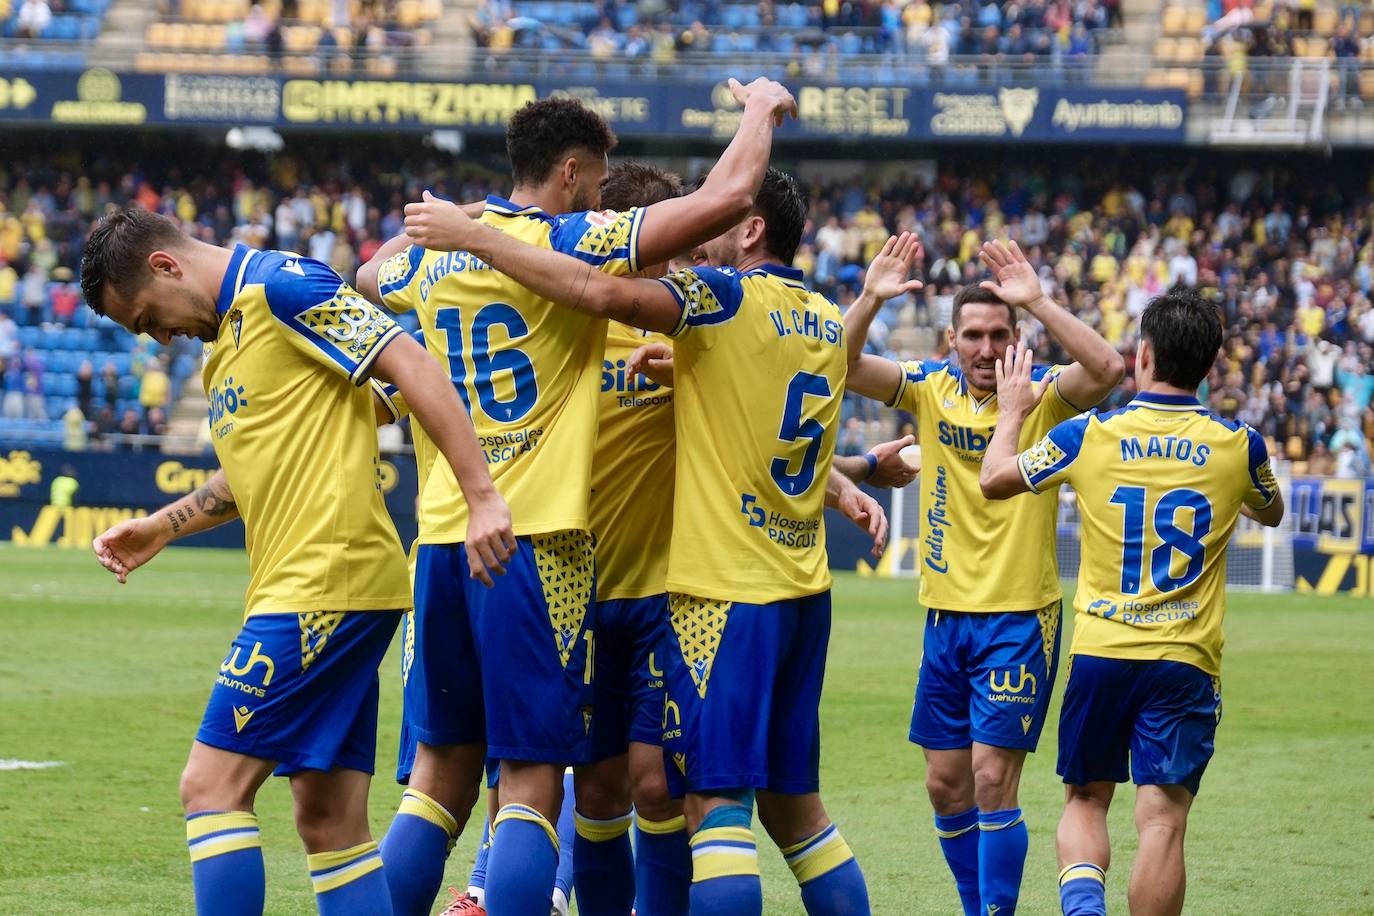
[924,766,973,812]
[293,793,367,851]
[179,762,250,814]
[575,770,632,818]
[972,758,1021,809]
[629,764,676,822]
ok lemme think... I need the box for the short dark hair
[80,208,186,316]
[1140,285,1223,390]
[753,167,807,265]
[952,284,1016,328]
[599,162,683,211]
[506,97,617,186]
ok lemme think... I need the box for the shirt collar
[484,194,553,222]
[747,263,807,289]
[216,243,251,314]
[1133,391,1202,407]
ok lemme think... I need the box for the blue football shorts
[1058,654,1222,796]
[589,594,671,762]
[909,602,1063,752]
[663,590,831,797]
[197,609,402,776]
[405,532,596,765]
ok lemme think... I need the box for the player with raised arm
[400,167,887,915]
[354,81,798,916]
[843,237,1125,916]
[980,288,1284,916]
[81,208,512,916]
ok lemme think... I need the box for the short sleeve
[1026,364,1083,434]
[886,359,944,413]
[370,378,406,422]
[263,256,403,385]
[656,266,746,344]
[375,244,424,313]
[1244,425,1278,509]
[548,207,645,275]
[1019,413,1092,493]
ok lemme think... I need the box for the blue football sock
[783,823,871,915]
[466,816,491,903]
[688,804,762,916]
[573,810,636,915]
[1059,863,1107,916]
[380,789,458,916]
[553,770,577,913]
[934,807,982,916]
[485,804,560,916]
[634,814,692,916]
[185,811,265,916]
[308,841,393,916]
[978,808,1029,915]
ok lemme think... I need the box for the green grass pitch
[1,543,1372,914]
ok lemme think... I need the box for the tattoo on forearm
[194,482,236,517]
[626,297,642,323]
[166,506,194,534]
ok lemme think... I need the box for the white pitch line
[0,759,66,771]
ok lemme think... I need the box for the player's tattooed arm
[981,344,1041,500]
[92,469,239,584]
[826,468,888,559]
[978,239,1124,409]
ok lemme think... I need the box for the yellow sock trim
[574,810,633,842]
[935,822,978,839]
[636,814,687,835]
[690,825,760,881]
[186,811,261,863]
[782,826,855,885]
[493,804,559,850]
[307,841,383,894]
[1059,863,1106,886]
[397,788,459,836]
[979,814,1025,831]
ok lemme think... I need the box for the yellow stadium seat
[1315,7,1338,34]
[1360,69,1374,96]
[1155,37,1176,61]
[1143,70,1171,89]
[146,22,168,48]
[1184,8,1206,32]
[420,0,442,21]
[1175,36,1202,62]
[398,0,419,28]
[1162,6,1186,34]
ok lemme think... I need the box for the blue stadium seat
[18,326,41,349]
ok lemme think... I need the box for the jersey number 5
[435,304,539,423]
[1109,486,1213,595]
[771,371,831,497]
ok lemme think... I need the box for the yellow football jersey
[590,321,675,600]
[889,359,1081,612]
[204,244,411,618]
[659,264,845,604]
[376,196,645,543]
[1019,391,1278,675]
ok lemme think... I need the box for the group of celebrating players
[79,75,1284,916]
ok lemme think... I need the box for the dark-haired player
[356,79,797,916]
[981,287,1283,916]
[844,239,1124,916]
[400,166,888,915]
[81,207,512,916]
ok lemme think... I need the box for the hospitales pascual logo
[51,68,147,125]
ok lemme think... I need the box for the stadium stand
[0,141,1370,473]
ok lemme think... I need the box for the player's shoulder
[249,250,347,318]
[902,358,956,387]
[660,265,746,329]
[549,206,640,261]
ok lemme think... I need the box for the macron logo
[280,259,305,276]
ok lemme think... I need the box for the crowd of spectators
[0,142,1370,476]
[471,0,1111,65]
